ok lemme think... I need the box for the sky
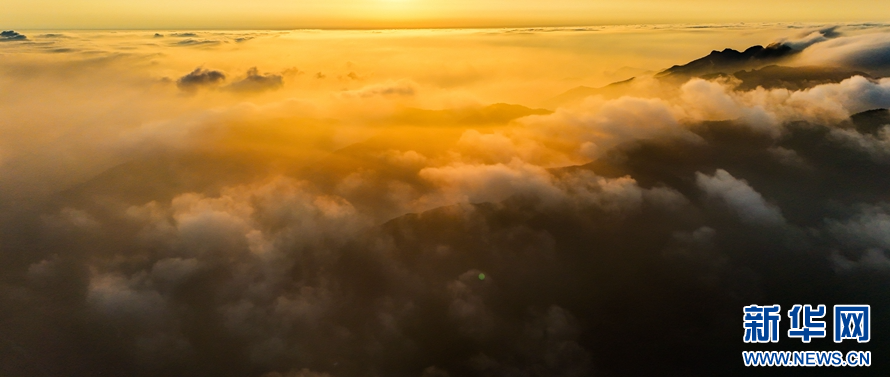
[3,0,889,29]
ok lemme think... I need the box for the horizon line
[8,20,882,32]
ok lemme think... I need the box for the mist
[1,24,890,376]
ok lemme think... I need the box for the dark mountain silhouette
[658,43,795,78]
[0,30,26,41]
[850,108,890,136]
[544,47,872,108]
[540,77,635,109]
[731,65,872,91]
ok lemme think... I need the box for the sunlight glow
[0,0,885,29]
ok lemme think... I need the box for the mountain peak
[658,43,794,78]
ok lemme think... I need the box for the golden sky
[4,0,888,29]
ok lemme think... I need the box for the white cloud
[696,169,785,225]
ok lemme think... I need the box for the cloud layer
[1,25,890,377]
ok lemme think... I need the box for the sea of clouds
[1,24,890,376]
